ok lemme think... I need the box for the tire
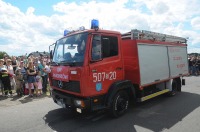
[109,91,129,118]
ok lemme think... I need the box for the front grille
[52,80,81,93]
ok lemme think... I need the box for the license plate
[56,99,66,108]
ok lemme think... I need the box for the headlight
[74,100,85,108]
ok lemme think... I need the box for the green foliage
[0,51,8,59]
[188,53,199,57]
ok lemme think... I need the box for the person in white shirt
[6,59,16,92]
[38,60,51,94]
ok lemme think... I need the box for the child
[15,68,23,96]
[36,72,43,95]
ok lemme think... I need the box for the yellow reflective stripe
[140,89,170,102]
[2,74,9,77]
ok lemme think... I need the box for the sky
[0,0,200,56]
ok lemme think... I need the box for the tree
[0,51,8,59]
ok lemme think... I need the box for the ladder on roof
[121,29,187,44]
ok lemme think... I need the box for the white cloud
[52,1,150,31]
[0,1,60,56]
[135,0,200,21]
[0,0,200,56]
[151,1,169,15]
[26,7,35,15]
[191,17,200,30]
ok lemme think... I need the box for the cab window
[102,36,118,58]
[91,35,102,60]
[91,35,118,61]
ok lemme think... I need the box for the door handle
[116,67,122,70]
[92,69,97,72]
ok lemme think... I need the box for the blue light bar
[64,29,70,36]
[91,19,99,29]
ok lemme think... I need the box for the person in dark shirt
[188,55,193,75]
[191,56,198,76]
[3,54,8,65]
[73,40,85,62]
[0,68,12,96]
[27,61,38,97]
[11,56,18,73]
[197,56,200,75]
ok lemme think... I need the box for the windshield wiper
[60,61,76,66]
[51,61,59,66]
[51,60,81,66]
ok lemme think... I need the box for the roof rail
[122,29,187,44]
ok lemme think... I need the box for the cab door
[88,34,124,96]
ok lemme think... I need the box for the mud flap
[182,79,185,85]
[56,99,66,108]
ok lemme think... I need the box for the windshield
[52,32,88,66]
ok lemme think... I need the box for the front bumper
[52,89,106,113]
[52,90,90,111]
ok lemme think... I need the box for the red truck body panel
[121,39,188,89]
[121,39,140,85]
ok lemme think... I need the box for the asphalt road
[0,76,200,132]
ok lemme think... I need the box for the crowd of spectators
[0,53,51,98]
[188,55,200,76]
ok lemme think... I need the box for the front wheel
[109,91,129,118]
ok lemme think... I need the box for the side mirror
[50,50,53,60]
[49,43,55,60]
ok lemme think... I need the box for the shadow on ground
[18,94,51,104]
[43,92,200,132]
[0,94,51,105]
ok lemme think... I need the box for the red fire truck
[49,20,188,117]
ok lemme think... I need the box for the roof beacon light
[64,29,70,36]
[91,19,99,30]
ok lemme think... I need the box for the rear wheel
[109,91,129,118]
